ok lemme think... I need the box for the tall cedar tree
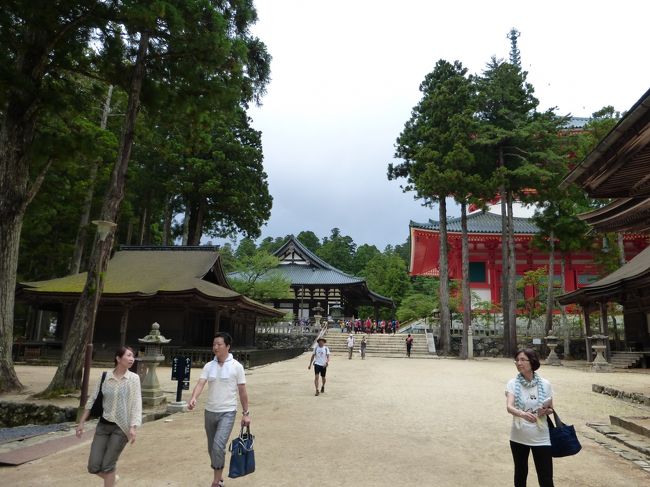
[0,1,116,392]
[40,0,271,395]
[389,59,475,355]
[474,57,564,355]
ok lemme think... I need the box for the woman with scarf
[505,348,555,487]
[188,332,251,487]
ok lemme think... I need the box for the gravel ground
[1,357,649,486]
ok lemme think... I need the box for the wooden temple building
[409,209,648,306]
[558,88,650,354]
[260,236,394,321]
[16,246,283,358]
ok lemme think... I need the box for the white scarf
[207,353,234,379]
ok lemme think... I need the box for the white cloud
[239,0,650,248]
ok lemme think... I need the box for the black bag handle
[546,409,564,429]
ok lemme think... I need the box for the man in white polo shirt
[308,337,330,396]
[189,333,251,487]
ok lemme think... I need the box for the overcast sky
[228,0,650,250]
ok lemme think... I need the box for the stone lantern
[589,334,613,372]
[312,302,325,328]
[138,322,171,406]
[544,335,562,366]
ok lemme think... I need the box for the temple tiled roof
[558,245,650,305]
[19,247,282,317]
[264,264,363,286]
[410,211,539,234]
[228,236,393,307]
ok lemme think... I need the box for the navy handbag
[228,426,255,478]
[546,410,582,457]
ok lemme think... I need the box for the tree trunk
[500,187,510,356]
[460,202,471,359]
[0,209,26,392]
[438,197,451,355]
[69,85,113,274]
[138,206,147,245]
[544,230,555,335]
[41,31,150,396]
[0,31,46,392]
[182,201,190,245]
[162,195,172,245]
[507,192,518,352]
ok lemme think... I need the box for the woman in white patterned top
[76,346,142,487]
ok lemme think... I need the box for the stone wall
[447,336,589,359]
[0,401,77,427]
[255,333,316,351]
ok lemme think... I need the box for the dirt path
[1,356,649,486]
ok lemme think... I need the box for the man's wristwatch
[242,410,250,416]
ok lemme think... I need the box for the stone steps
[610,352,645,369]
[322,333,432,357]
[586,421,650,474]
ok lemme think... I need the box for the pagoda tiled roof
[410,211,539,234]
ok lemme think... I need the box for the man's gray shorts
[204,410,237,470]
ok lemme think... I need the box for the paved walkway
[1,356,649,486]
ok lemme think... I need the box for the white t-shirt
[313,345,330,366]
[346,336,355,348]
[200,358,246,413]
[506,377,553,446]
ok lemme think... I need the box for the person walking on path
[346,333,355,359]
[360,336,367,360]
[505,348,555,487]
[76,346,142,487]
[405,334,414,357]
[308,337,330,396]
[188,333,251,487]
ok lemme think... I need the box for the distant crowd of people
[339,317,399,335]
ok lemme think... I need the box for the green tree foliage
[38,0,272,395]
[296,230,321,253]
[229,251,291,301]
[397,293,437,323]
[317,228,356,273]
[351,244,381,275]
[362,252,411,308]
[474,56,565,355]
[516,267,548,329]
[257,236,286,254]
[389,59,477,354]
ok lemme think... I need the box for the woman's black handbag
[228,426,255,478]
[546,409,582,457]
[89,372,107,419]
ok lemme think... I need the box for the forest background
[0,2,627,393]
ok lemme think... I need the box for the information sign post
[168,356,191,412]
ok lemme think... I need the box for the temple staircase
[610,351,647,369]
[322,332,434,358]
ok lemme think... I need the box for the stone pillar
[545,335,562,366]
[138,322,171,407]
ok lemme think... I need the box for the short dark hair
[514,348,540,371]
[115,346,135,366]
[214,332,232,347]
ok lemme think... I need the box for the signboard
[171,356,192,399]
[532,338,542,345]
[171,356,191,380]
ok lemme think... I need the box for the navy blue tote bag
[546,410,582,457]
[228,426,255,478]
